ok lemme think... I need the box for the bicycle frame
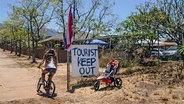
[37,67,56,97]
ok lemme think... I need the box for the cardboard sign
[71,45,99,76]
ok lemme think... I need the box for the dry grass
[172,94,180,100]
[182,96,184,100]
[1,49,184,104]
[153,91,160,95]
[161,97,169,102]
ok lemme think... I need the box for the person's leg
[48,68,56,81]
[42,69,48,85]
[46,72,55,89]
[48,72,55,82]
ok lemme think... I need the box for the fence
[2,45,132,64]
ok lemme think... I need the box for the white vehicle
[150,48,164,57]
[162,45,180,60]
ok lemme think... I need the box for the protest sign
[71,45,99,76]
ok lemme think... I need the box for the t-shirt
[46,57,56,69]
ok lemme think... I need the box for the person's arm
[37,55,46,68]
[37,60,44,68]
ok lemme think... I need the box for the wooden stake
[67,51,70,91]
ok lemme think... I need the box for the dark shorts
[45,68,56,73]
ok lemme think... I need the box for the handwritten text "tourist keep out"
[72,47,98,75]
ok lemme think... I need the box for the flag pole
[66,5,74,92]
[67,50,70,91]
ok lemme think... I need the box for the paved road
[0,50,39,101]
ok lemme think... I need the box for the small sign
[71,45,99,77]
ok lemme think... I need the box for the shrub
[99,57,112,68]
[125,68,134,75]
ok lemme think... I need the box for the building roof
[160,39,177,46]
[39,34,63,43]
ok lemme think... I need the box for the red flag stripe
[66,5,74,50]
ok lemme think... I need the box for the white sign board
[71,45,99,77]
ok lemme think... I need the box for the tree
[146,0,184,45]
[114,1,172,61]
[0,21,12,52]
[13,0,57,63]
[0,18,26,57]
[8,6,27,56]
[55,0,117,44]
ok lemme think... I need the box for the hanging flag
[65,5,74,51]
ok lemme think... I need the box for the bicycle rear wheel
[46,81,56,97]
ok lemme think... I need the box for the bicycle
[36,68,56,97]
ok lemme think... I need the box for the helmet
[47,49,55,56]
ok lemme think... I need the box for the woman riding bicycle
[37,49,58,86]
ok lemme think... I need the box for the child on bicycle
[37,49,58,87]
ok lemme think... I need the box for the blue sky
[0,0,17,23]
[0,0,155,29]
[111,0,153,20]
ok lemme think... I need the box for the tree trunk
[18,39,22,57]
[27,27,31,59]
[30,18,37,63]
[15,41,18,55]
[3,41,6,52]
[32,37,36,63]
[10,40,13,53]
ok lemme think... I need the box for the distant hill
[0,24,60,37]
[40,28,60,37]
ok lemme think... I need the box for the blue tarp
[86,39,109,45]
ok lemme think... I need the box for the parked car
[162,45,180,60]
[150,48,164,58]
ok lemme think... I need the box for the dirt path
[1,49,184,104]
[0,49,127,104]
[0,50,39,101]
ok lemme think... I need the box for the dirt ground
[0,49,184,104]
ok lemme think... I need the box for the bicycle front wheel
[37,78,46,93]
[46,81,56,97]
[37,78,42,92]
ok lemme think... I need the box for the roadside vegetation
[0,1,184,103]
[0,0,184,87]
